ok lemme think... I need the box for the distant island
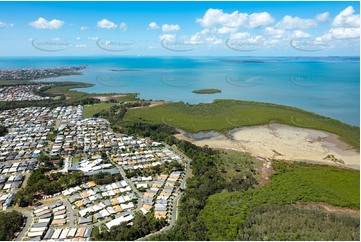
[109,69,139,72]
[192,89,221,94]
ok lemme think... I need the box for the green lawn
[124,99,360,150]
[83,102,117,118]
[199,161,360,240]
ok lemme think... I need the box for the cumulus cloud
[264,27,285,38]
[80,26,88,31]
[29,17,64,29]
[248,12,275,28]
[332,6,360,27]
[97,19,127,31]
[196,9,274,29]
[162,24,180,32]
[276,16,317,29]
[315,12,329,22]
[319,27,360,40]
[0,21,14,28]
[291,30,311,38]
[148,22,159,30]
[97,19,117,29]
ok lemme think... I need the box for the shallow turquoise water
[0,56,359,126]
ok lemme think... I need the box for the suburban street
[137,143,192,240]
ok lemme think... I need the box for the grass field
[124,99,360,150]
[199,161,360,240]
[83,102,118,118]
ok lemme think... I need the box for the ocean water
[0,56,359,126]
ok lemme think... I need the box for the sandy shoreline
[175,123,360,170]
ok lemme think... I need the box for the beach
[175,123,360,170]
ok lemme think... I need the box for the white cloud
[148,22,159,30]
[119,22,127,32]
[196,8,274,29]
[0,21,14,28]
[188,30,222,44]
[292,30,311,38]
[52,37,60,41]
[97,19,117,29]
[76,37,81,41]
[159,34,176,40]
[332,6,360,27]
[276,16,317,29]
[29,17,64,29]
[264,27,285,38]
[248,12,275,28]
[217,27,238,34]
[162,24,180,32]
[230,32,251,39]
[196,9,248,28]
[328,27,360,39]
[315,12,329,22]
[80,26,88,31]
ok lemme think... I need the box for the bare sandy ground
[93,94,126,101]
[175,123,360,170]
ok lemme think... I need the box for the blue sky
[0,1,359,56]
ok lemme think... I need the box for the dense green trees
[91,172,115,185]
[0,211,24,241]
[15,169,84,207]
[240,205,359,241]
[93,212,166,241]
[0,125,7,136]
[198,161,360,240]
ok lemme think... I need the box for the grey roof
[78,216,92,224]
[154,206,167,211]
[84,228,93,238]
[84,168,119,176]
[39,213,52,219]
[50,201,63,209]
[93,187,100,193]
[28,236,42,241]
[68,193,82,203]
[32,222,49,228]
[103,199,111,206]
[43,229,54,239]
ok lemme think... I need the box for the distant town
[0,66,86,80]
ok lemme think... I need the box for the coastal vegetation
[192,88,221,94]
[0,211,25,241]
[124,99,360,150]
[198,160,359,240]
[151,160,359,241]
[239,204,359,241]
